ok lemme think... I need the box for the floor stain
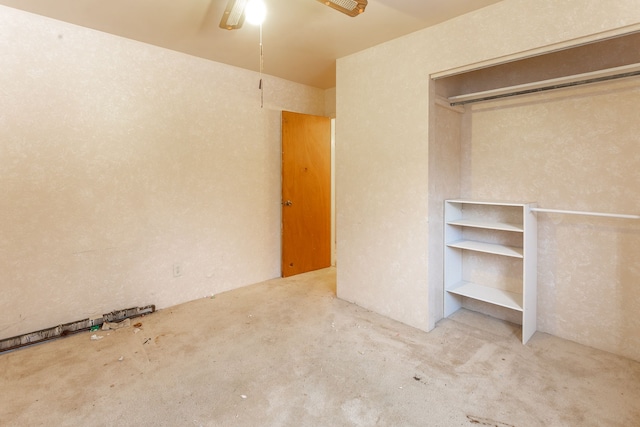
[467,415,515,427]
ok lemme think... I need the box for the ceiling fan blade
[317,0,367,17]
[220,0,248,30]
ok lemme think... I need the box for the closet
[430,31,640,346]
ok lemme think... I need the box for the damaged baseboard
[0,305,155,353]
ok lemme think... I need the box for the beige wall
[336,0,640,359]
[325,87,336,118]
[336,40,431,329]
[428,100,463,325]
[0,6,326,340]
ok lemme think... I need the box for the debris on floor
[90,334,103,341]
[133,322,142,328]
[102,318,131,331]
[0,304,155,353]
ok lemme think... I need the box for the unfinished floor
[1,267,639,426]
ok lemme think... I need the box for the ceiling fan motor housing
[220,0,367,31]
[318,0,368,17]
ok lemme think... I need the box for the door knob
[283,200,293,206]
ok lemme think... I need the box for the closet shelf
[446,199,532,207]
[447,62,640,106]
[447,240,524,258]
[447,281,523,312]
[447,219,523,232]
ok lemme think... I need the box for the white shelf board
[447,240,524,258]
[447,219,523,232]
[447,199,531,207]
[447,281,523,311]
[447,63,640,105]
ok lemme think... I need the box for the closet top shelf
[447,62,640,106]
[447,199,534,207]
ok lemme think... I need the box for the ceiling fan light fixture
[220,0,248,30]
[318,0,367,17]
[245,0,267,25]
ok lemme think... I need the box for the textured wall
[336,0,640,359]
[336,40,431,330]
[0,6,326,340]
[324,87,336,118]
[428,101,462,327]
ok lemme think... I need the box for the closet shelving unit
[444,200,537,344]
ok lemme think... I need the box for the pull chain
[259,23,264,108]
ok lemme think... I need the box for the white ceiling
[0,0,503,89]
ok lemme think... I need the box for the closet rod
[448,63,640,106]
[530,207,640,220]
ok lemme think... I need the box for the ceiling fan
[219,0,368,30]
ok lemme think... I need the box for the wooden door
[281,111,331,277]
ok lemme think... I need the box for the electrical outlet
[173,263,182,277]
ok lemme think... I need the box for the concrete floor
[1,267,639,426]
